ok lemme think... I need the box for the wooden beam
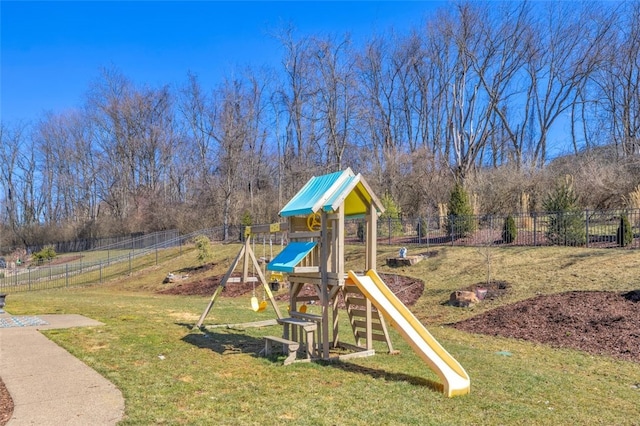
[289,231,321,240]
[195,244,246,328]
[245,222,289,235]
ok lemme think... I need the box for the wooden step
[262,335,300,366]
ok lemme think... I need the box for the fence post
[631,209,640,250]
[388,217,392,246]
[100,260,102,283]
[585,209,589,248]
[129,253,132,275]
[156,247,158,265]
[450,215,454,246]
[65,264,69,287]
[533,213,538,246]
[426,216,430,249]
[28,268,31,291]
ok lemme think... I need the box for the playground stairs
[343,283,394,351]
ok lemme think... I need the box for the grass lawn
[5,244,640,425]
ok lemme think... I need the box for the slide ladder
[347,270,470,397]
[343,283,394,352]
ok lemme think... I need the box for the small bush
[416,218,429,238]
[194,235,213,264]
[617,213,633,247]
[502,215,517,243]
[447,183,476,237]
[543,176,586,246]
[379,193,403,237]
[357,222,365,242]
[32,245,57,264]
[240,211,253,227]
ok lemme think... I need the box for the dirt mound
[453,291,640,363]
[158,272,255,297]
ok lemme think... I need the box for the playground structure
[197,167,470,397]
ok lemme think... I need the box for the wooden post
[365,297,373,350]
[242,236,251,282]
[366,206,377,271]
[334,207,345,349]
[320,210,330,359]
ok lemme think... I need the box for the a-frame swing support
[195,235,283,329]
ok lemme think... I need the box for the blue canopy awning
[267,241,317,273]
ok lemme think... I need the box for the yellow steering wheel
[306,212,322,232]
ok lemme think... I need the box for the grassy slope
[6,244,640,425]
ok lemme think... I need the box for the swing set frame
[195,224,286,329]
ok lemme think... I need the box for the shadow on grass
[181,328,264,356]
[178,320,444,391]
[180,323,443,392]
[318,359,444,393]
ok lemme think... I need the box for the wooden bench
[262,335,299,366]
[277,318,317,360]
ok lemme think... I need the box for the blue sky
[1,1,442,124]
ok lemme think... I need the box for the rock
[386,255,423,267]
[449,290,479,307]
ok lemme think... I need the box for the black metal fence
[2,209,638,295]
[346,208,640,249]
[0,225,288,294]
[28,229,181,254]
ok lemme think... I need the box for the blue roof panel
[279,169,352,217]
[322,174,359,212]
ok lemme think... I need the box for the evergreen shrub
[617,213,633,247]
[502,215,517,243]
[446,183,476,237]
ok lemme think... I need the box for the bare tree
[86,67,179,232]
[209,77,262,239]
[443,4,496,181]
[312,34,358,172]
[525,3,611,167]
[0,122,27,246]
[35,111,97,227]
[274,26,321,190]
[178,72,216,188]
[592,2,640,157]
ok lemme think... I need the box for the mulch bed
[158,272,425,307]
[158,272,254,297]
[453,290,640,363]
[161,272,640,364]
[0,379,12,425]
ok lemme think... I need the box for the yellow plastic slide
[347,270,470,397]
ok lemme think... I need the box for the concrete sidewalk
[0,312,125,425]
